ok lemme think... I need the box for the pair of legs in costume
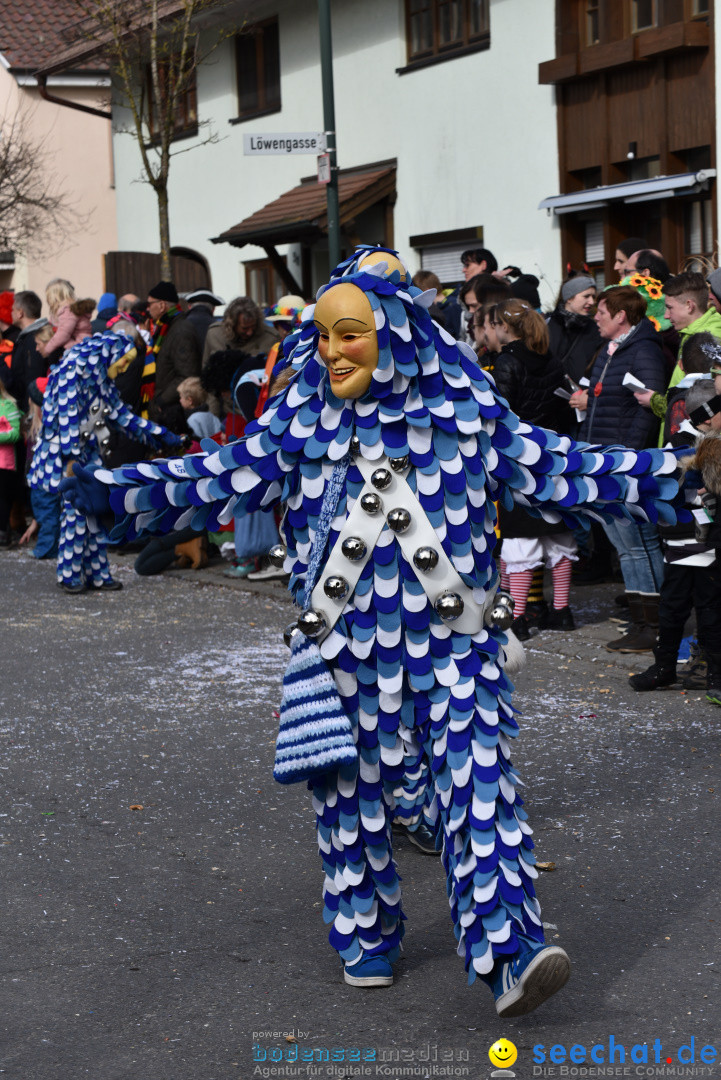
[310,656,570,1016]
[56,499,121,593]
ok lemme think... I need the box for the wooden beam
[263,245,303,296]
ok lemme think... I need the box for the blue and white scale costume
[29,332,181,588]
[92,254,688,984]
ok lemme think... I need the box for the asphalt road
[1,548,719,1080]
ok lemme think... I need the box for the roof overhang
[212,162,397,249]
[539,170,716,215]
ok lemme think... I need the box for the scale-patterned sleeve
[485,402,691,528]
[97,432,294,542]
[101,374,181,452]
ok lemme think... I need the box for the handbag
[273,455,357,784]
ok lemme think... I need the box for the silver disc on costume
[100,436,111,450]
[389,455,409,472]
[268,544,287,568]
[341,536,367,561]
[360,492,382,515]
[324,575,349,600]
[386,507,411,533]
[413,546,439,572]
[434,591,464,621]
[489,592,514,631]
[297,609,327,637]
[102,405,113,418]
[90,402,101,415]
[350,435,361,455]
[371,468,392,490]
[283,623,299,647]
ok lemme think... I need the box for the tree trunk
[157,184,171,280]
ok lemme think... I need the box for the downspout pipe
[36,74,112,120]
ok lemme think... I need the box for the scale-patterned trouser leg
[57,500,112,587]
[311,653,544,983]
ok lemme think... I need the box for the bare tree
[0,107,79,259]
[73,0,230,278]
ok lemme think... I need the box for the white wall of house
[0,65,118,305]
[112,0,561,306]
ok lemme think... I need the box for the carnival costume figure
[29,332,183,593]
[62,249,689,1015]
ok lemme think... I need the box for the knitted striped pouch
[273,455,357,784]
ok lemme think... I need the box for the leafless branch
[0,106,84,258]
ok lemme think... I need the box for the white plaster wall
[0,67,118,304]
[112,0,562,305]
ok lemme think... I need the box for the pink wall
[0,67,118,313]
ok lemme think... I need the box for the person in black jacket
[490,298,577,639]
[547,273,602,390]
[569,286,667,652]
[629,382,721,702]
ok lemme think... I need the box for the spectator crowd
[3,239,721,704]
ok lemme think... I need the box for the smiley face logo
[489,1039,518,1069]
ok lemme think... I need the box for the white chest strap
[308,454,492,640]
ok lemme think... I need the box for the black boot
[629,648,677,691]
[606,594,655,652]
[705,655,721,706]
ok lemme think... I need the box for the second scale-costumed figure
[64,249,687,1016]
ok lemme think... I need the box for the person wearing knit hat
[546,273,602,391]
[0,291,15,331]
[614,237,647,280]
[0,290,18,371]
[144,280,201,423]
[147,281,179,305]
[91,292,118,334]
[707,269,721,313]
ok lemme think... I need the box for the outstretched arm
[487,405,691,529]
[64,431,292,542]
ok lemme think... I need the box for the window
[147,61,198,142]
[692,0,709,14]
[405,0,489,64]
[684,198,714,270]
[630,0,657,31]
[586,1,600,45]
[244,258,286,308]
[236,18,281,120]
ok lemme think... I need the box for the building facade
[0,1,117,301]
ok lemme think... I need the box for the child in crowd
[0,379,22,545]
[39,279,95,359]
[177,376,223,440]
[490,299,577,638]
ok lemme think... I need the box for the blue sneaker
[491,945,570,1017]
[343,954,393,988]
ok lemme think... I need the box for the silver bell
[371,468,392,490]
[102,405,113,418]
[297,608,327,637]
[268,544,287,568]
[386,507,411,533]
[389,455,409,472]
[341,536,367,561]
[324,575,349,600]
[489,592,515,631]
[350,435,361,455]
[434,591,465,621]
[360,492,382,515]
[413,546,439,572]
[90,402,101,415]
[283,623,299,647]
[100,436,111,449]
